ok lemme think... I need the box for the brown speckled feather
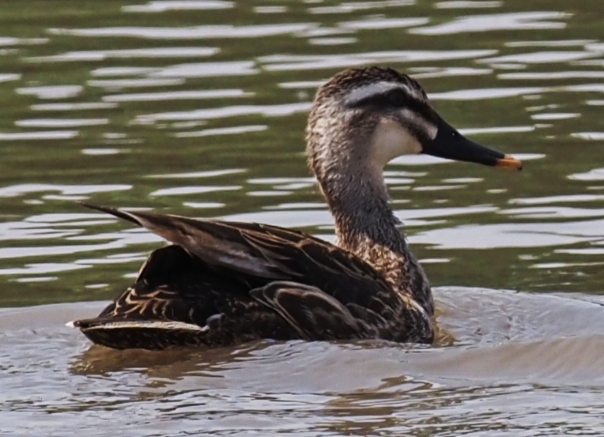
[72,204,433,350]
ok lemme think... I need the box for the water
[1,0,604,434]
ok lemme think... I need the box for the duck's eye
[347,88,408,109]
[386,89,408,106]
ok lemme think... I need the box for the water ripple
[308,0,414,14]
[410,11,569,35]
[174,125,267,137]
[149,185,241,196]
[339,17,429,30]
[49,23,317,39]
[435,1,502,9]
[0,184,131,198]
[136,102,311,122]
[15,119,108,128]
[30,48,219,65]
[103,89,252,102]
[0,74,20,83]
[0,131,79,140]
[261,50,497,71]
[16,85,82,99]
[123,0,234,13]
[31,102,117,111]
[150,61,257,77]
[480,50,599,64]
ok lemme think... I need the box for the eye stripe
[347,87,436,122]
[344,81,428,107]
[355,89,405,108]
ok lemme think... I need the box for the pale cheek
[371,122,422,167]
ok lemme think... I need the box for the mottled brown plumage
[74,205,432,349]
[71,66,521,350]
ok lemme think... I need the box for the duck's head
[306,66,522,187]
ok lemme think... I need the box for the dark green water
[1,1,604,435]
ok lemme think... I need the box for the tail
[69,317,209,350]
[68,242,222,350]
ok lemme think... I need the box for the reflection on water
[1,0,604,434]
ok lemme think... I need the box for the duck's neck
[314,160,433,316]
[305,109,433,314]
[320,162,406,253]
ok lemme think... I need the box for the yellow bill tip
[496,154,523,170]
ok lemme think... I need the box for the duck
[71,66,522,350]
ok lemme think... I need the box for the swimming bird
[71,66,522,350]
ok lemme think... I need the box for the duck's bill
[422,117,523,170]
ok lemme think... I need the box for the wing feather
[250,281,372,340]
[79,203,397,305]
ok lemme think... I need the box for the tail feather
[77,202,292,279]
[78,202,145,227]
[71,317,210,350]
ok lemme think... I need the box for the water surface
[1,0,604,435]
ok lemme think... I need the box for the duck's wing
[250,281,374,340]
[78,203,397,308]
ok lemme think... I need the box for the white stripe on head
[400,108,438,140]
[344,81,424,106]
